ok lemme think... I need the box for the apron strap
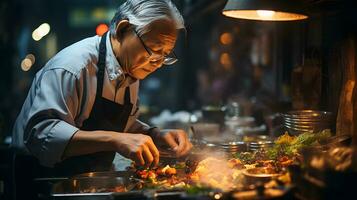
[97,32,131,104]
[96,32,107,98]
[124,86,131,104]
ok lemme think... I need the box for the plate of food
[242,167,282,185]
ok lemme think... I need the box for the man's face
[119,19,177,80]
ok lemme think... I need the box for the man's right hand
[63,130,159,168]
[113,133,160,167]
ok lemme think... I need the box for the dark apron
[50,32,133,176]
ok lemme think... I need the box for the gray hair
[110,0,185,37]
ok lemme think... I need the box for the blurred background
[0,0,356,144]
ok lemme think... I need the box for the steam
[190,150,244,191]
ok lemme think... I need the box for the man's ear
[114,19,131,41]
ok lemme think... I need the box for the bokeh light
[220,32,233,45]
[96,23,109,36]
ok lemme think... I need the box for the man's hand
[113,133,160,167]
[155,129,193,157]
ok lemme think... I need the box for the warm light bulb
[256,10,276,19]
[21,58,33,71]
[32,32,42,41]
[32,23,51,41]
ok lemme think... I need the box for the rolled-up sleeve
[23,68,81,167]
[127,119,151,133]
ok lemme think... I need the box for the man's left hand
[155,129,193,157]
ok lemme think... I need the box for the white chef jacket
[12,32,151,167]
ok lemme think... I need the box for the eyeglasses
[133,29,178,65]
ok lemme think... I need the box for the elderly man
[12,0,192,176]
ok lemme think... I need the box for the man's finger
[175,131,187,155]
[132,149,145,166]
[142,145,154,167]
[163,133,179,151]
[181,140,193,156]
[146,140,160,166]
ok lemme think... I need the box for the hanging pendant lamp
[222,0,308,21]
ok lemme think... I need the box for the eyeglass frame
[133,28,178,65]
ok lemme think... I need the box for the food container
[201,135,247,153]
[51,172,144,200]
[281,110,334,135]
[206,141,247,153]
[244,135,275,152]
[242,167,281,185]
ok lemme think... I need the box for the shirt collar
[105,31,124,81]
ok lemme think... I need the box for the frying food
[129,130,332,192]
[188,157,245,190]
[64,130,334,195]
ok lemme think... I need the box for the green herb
[270,129,332,158]
[173,162,186,169]
[234,152,255,163]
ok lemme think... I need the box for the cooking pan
[51,171,145,200]
[52,176,143,193]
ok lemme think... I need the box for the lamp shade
[222,0,308,21]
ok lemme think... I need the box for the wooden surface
[336,38,356,137]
